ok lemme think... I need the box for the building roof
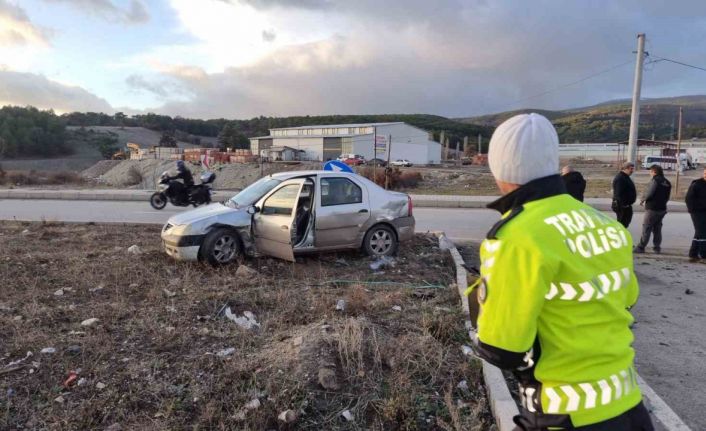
[253,133,372,140]
[269,122,403,131]
[267,146,305,152]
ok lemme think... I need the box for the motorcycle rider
[169,160,194,204]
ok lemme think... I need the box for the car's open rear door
[252,179,305,262]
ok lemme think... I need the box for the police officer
[469,114,653,430]
[635,165,671,254]
[685,167,706,262]
[612,162,637,228]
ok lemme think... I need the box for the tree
[159,131,177,147]
[217,123,250,150]
[114,112,127,129]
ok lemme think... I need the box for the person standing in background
[561,165,586,201]
[612,162,636,227]
[685,167,706,262]
[634,165,671,254]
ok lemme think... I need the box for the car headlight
[163,223,189,236]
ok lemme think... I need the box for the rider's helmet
[176,160,185,171]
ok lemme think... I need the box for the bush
[47,171,83,185]
[358,166,423,190]
[125,165,144,186]
[398,171,423,188]
[7,172,34,186]
[0,170,84,186]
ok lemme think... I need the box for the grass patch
[0,223,491,430]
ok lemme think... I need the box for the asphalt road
[0,199,702,428]
[0,199,697,251]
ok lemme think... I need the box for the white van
[641,156,684,170]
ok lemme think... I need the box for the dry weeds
[0,223,491,430]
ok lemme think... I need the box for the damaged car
[161,170,415,265]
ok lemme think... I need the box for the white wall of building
[251,122,442,164]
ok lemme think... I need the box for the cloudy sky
[1,0,705,119]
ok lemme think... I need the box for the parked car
[342,157,366,166]
[391,159,413,167]
[161,171,415,265]
[367,158,387,167]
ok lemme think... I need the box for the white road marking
[638,374,693,431]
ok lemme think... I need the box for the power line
[650,55,706,73]
[500,59,634,110]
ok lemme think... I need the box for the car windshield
[226,178,282,208]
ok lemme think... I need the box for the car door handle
[358,209,369,213]
[281,225,289,230]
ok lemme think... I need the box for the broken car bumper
[161,232,204,261]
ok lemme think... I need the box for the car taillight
[407,195,413,217]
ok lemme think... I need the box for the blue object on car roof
[323,160,354,173]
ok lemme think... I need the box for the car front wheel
[363,224,398,257]
[199,228,241,266]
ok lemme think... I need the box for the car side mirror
[247,206,260,215]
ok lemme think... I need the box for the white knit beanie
[488,113,559,185]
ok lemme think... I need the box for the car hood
[167,203,237,225]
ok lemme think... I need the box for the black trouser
[689,211,706,258]
[614,205,633,228]
[637,210,667,250]
[512,401,654,431]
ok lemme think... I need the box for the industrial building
[249,122,442,165]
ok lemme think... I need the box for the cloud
[126,74,169,98]
[125,74,192,100]
[261,29,276,42]
[43,0,149,23]
[225,0,333,10]
[0,0,51,46]
[0,68,113,113]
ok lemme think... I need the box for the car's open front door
[252,179,305,262]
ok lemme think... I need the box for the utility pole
[385,134,392,190]
[477,133,482,154]
[627,33,646,164]
[373,126,377,182]
[675,107,683,197]
[463,136,469,157]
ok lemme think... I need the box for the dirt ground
[0,223,492,431]
[406,162,703,198]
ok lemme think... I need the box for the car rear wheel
[363,224,398,257]
[199,228,241,266]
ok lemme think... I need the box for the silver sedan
[161,170,415,265]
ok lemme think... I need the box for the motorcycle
[150,171,216,210]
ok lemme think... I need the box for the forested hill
[458,95,706,143]
[64,112,493,148]
[0,106,68,158]
[1,107,493,159]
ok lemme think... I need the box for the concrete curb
[435,231,519,431]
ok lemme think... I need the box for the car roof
[269,170,359,180]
